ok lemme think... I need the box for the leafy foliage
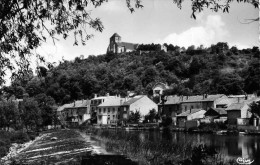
[128,110,141,123]
[2,43,258,106]
[0,0,144,85]
[250,101,260,117]
[144,109,159,123]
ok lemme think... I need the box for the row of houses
[57,94,158,125]
[161,94,260,127]
[57,90,260,127]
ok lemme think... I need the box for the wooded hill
[2,43,260,105]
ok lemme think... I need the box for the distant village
[57,82,260,130]
[55,33,260,130]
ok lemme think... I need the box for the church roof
[111,33,121,38]
[117,42,138,50]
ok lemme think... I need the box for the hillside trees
[0,100,19,130]
[1,0,259,86]
[244,60,260,95]
[20,98,42,130]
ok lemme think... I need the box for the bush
[10,131,30,144]
[0,146,9,157]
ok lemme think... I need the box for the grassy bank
[2,129,99,165]
[90,129,236,165]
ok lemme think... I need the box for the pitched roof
[69,100,91,108]
[153,82,169,89]
[160,95,181,105]
[117,42,138,50]
[98,98,125,107]
[57,103,73,112]
[225,103,247,111]
[91,96,118,100]
[122,95,145,106]
[57,100,90,111]
[177,109,205,117]
[180,94,225,103]
[208,108,227,115]
[111,33,120,38]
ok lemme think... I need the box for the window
[113,115,115,119]
[99,108,101,113]
[108,108,110,113]
[191,106,194,109]
[103,108,106,113]
[112,108,115,113]
[155,90,160,94]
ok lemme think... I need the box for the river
[90,129,260,165]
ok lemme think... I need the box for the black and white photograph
[0,0,259,164]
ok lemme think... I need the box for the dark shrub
[10,131,30,143]
[0,146,8,157]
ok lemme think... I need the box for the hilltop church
[107,33,139,54]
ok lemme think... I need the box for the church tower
[108,33,121,53]
[110,33,121,43]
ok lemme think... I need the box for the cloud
[159,15,229,48]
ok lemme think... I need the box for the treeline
[0,94,58,131]
[1,42,260,107]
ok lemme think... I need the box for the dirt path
[1,129,108,165]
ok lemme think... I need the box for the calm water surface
[90,130,260,164]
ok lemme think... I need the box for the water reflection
[92,129,260,165]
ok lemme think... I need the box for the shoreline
[81,124,260,136]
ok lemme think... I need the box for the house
[152,82,170,97]
[97,97,126,125]
[179,94,229,112]
[176,109,206,122]
[176,109,206,128]
[158,95,181,125]
[107,33,139,54]
[225,96,260,125]
[226,103,252,125]
[158,94,229,124]
[203,107,227,123]
[119,95,158,123]
[57,100,91,125]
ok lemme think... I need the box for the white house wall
[241,104,251,118]
[129,96,158,120]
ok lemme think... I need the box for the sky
[3,0,259,86]
[35,0,259,64]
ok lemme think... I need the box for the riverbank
[86,122,260,136]
[0,129,111,165]
[87,128,239,165]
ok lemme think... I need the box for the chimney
[106,93,110,97]
[94,94,97,98]
[74,101,76,107]
[245,94,248,100]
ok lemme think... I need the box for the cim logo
[236,157,254,165]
